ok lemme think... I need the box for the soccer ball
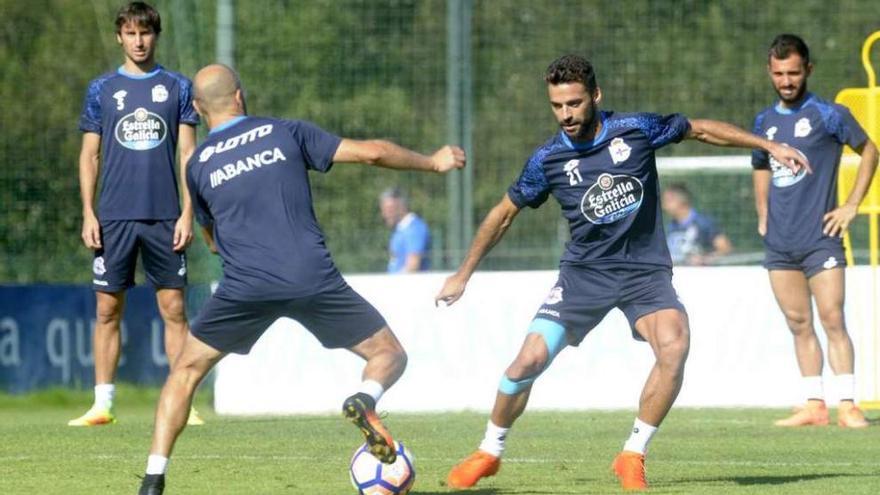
[349,441,415,495]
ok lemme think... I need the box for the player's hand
[81,213,101,250]
[757,216,767,237]
[768,143,812,175]
[823,204,858,238]
[434,273,467,307]
[173,215,194,251]
[430,145,466,173]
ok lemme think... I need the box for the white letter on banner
[46,318,71,384]
[75,319,95,366]
[151,318,168,366]
[0,317,22,366]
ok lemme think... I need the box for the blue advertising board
[0,284,210,393]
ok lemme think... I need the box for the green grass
[2,388,879,494]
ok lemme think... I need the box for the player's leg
[290,282,404,463]
[448,318,568,488]
[609,308,689,491]
[344,325,408,463]
[768,269,829,426]
[612,268,689,491]
[70,221,136,426]
[142,220,203,425]
[139,332,224,495]
[808,267,868,427]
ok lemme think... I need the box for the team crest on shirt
[794,117,812,138]
[580,173,644,224]
[113,90,127,110]
[765,126,777,140]
[151,84,169,103]
[544,286,563,305]
[93,256,106,276]
[114,107,168,150]
[608,137,631,164]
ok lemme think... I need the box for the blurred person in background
[752,34,878,428]
[661,183,733,265]
[71,1,203,427]
[379,187,431,273]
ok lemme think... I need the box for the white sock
[358,380,385,403]
[833,373,856,403]
[478,420,510,458]
[95,383,115,410]
[622,418,658,455]
[802,375,824,402]
[145,455,168,475]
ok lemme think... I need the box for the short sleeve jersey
[186,116,344,301]
[508,111,691,269]
[752,94,867,251]
[665,210,721,264]
[79,65,199,220]
[387,213,431,273]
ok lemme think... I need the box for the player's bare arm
[752,169,771,236]
[435,194,521,307]
[79,132,102,249]
[687,118,811,174]
[823,138,879,237]
[334,139,465,173]
[174,124,197,251]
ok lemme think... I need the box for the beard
[776,81,808,105]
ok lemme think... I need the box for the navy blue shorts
[764,238,846,278]
[92,220,187,292]
[532,264,686,343]
[190,282,387,354]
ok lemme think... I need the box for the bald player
[137,64,465,495]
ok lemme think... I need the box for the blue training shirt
[387,213,431,273]
[508,111,691,269]
[79,65,199,220]
[666,210,721,264]
[752,93,868,251]
[186,116,345,301]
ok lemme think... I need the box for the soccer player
[137,64,465,495]
[379,187,432,273]
[71,1,203,427]
[435,54,809,491]
[751,34,878,428]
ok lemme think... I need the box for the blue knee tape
[527,318,567,361]
[497,319,567,395]
[498,374,534,395]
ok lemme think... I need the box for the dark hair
[115,2,161,35]
[768,34,809,64]
[544,54,598,94]
[664,183,692,202]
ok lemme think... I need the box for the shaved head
[193,63,243,116]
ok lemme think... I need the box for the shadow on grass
[676,472,853,486]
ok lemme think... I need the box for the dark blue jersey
[186,116,344,301]
[752,93,867,251]
[666,210,721,263]
[79,65,199,221]
[508,111,690,269]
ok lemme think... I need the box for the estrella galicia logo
[114,107,167,150]
[580,173,644,224]
[769,145,807,188]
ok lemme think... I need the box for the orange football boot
[837,402,869,428]
[447,450,501,488]
[774,400,829,427]
[612,451,648,491]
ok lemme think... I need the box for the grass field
[2,387,879,494]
